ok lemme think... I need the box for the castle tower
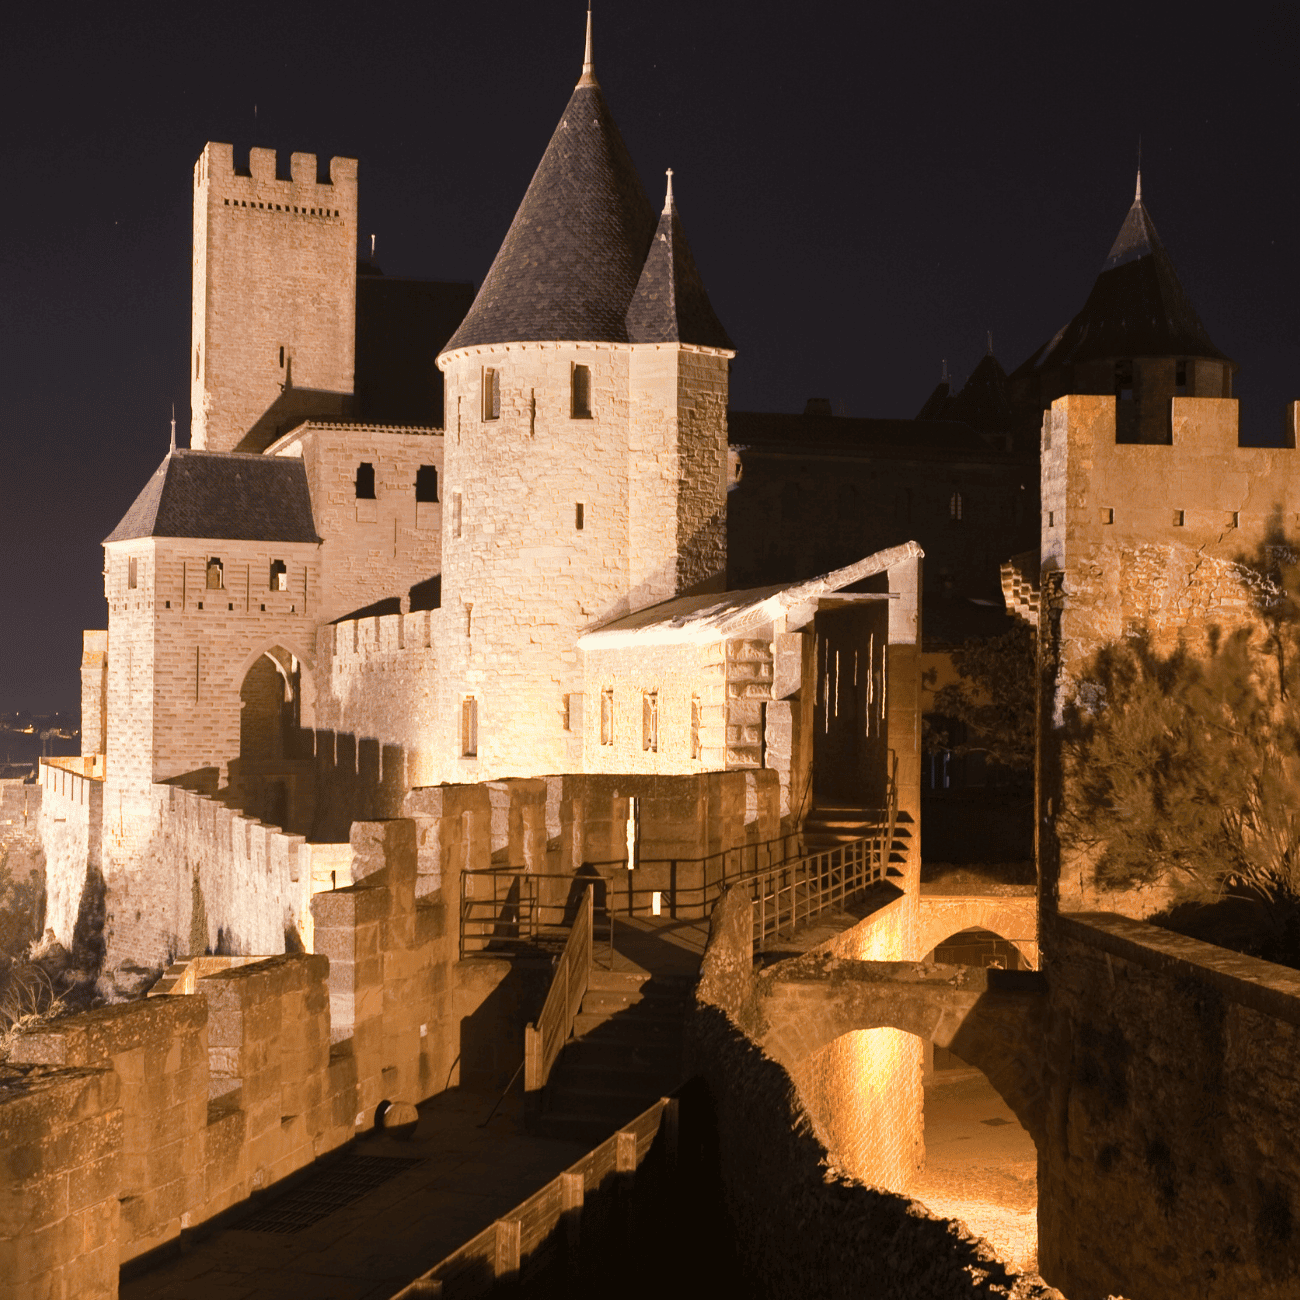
[1011,173,1235,444]
[433,10,735,779]
[191,144,359,453]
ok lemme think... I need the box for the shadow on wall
[307,730,410,843]
[230,370,351,454]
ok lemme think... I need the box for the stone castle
[11,10,1300,1300]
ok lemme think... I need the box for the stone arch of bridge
[755,961,1047,1147]
[914,895,1039,969]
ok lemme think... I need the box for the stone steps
[528,972,691,1146]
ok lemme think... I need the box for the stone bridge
[748,951,1048,1144]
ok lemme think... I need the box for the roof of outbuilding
[1015,176,1230,377]
[625,175,732,349]
[104,450,320,544]
[442,66,658,351]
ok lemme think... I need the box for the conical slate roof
[104,450,319,544]
[625,174,732,349]
[443,54,658,351]
[1016,176,1229,377]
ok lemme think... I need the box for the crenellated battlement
[193,142,357,201]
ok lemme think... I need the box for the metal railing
[459,870,616,963]
[524,885,594,1092]
[747,820,895,949]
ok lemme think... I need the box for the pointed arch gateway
[234,642,313,832]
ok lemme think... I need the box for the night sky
[2,1,1295,713]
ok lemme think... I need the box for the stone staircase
[528,968,692,1146]
[801,801,887,849]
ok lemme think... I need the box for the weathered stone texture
[1041,912,1300,1300]
[0,1064,122,1300]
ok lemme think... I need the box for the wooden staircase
[527,968,691,1147]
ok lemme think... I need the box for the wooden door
[813,604,889,806]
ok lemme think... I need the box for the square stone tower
[191,144,358,453]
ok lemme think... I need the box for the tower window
[572,364,592,419]
[128,557,138,589]
[452,491,463,538]
[600,689,614,746]
[461,696,478,757]
[270,559,288,591]
[575,502,585,531]
[415,465,439,503]
[206,558,224,590]
[950,492,963,522]
[482,367,500,421]
[278,345,285,368]
[642,690,659,753]
[691,695,702,761]
[355,462,376,499]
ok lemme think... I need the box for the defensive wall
[1039,912,1300,1300]
[0,778,43,959]
[2,818,551,1299]
[1038,394,1300,920]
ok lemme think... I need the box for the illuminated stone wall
[191,144,358,454]
[1041,912,1300,1300]
[1039,394,1300,919]
[268,423,444,625]
[433,340,730,785]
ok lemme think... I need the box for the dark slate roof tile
[104,450,320,544]
[444,78,657,350]
[1015,180,1229,377]
[625,182,732,349]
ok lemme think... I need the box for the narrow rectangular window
[270,559,288,590]
[1100,508,1114,525]
[355,462,376,499]
[571,364,592,418]
[563,694,572,732]
[575,502,584,531]
[465,602,473,638]
[461,696,478,757]
[128,557,138,589]
[1232,511,1241,528]
[642,690,658,753]
[206,557,223,590]
[691,695,702,761]
[482,367,500,421]
[600,688,614,746]
[452,491,462,538]
[1174,509,1185,527]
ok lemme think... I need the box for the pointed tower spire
[1135,168,1142,203]
[626,168,732,348]
[578,3,597,87]
[169,404,176,453]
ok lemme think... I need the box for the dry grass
[0,961,67,1060]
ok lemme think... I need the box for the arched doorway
[235,646,308,831]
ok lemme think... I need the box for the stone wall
[434,339,730,786]
[688,887,1061,1299]
[0,1062,122,1300]
[37,762,101,953]
[4,816,551,1298]
[81,630,108,756]
[0,779,44,960]
[1040,912,1300,1300]
[1039,394,1300,919]
[268,423,444,625]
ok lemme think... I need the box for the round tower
[433,11,734,779]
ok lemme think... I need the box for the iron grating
[233,1154,426,1234]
